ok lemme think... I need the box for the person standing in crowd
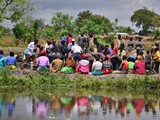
[110,42,119,70]
[6,52,17,69]
[21,39,38,69]
[71,39,83,63]
[128,37,134,52]
[59,38,68,61]
[68,38,78,52]
[136,37,143,56]
[78,33,87,51]
[87,33,96,53]
[0,50,6,69]
[152,45,160,74]
[117,34,122,48]
[36,50,50,72]
[95,41,105,53]
[145,50,152,74]
[67,33,73,45]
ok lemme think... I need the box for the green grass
[0,67,160,95]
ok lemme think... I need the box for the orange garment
[121,60,128,69]
[51,58,63,73]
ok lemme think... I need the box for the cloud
[1,0,160,31]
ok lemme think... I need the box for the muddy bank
[10,68,160,80]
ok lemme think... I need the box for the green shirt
[128,62,135,70]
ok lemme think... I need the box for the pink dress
[134,61,146,74]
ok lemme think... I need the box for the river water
[0,93,160,120]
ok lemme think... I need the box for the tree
[75,10,112,35]
[130,8,159,35]
[43,25,55,39]
[51,12,73,31]
[0,25,11,37]
[153,16,160,27]
[0,0,34,23]
[12,24,24,46]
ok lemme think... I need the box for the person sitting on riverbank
[21,39,38,69]
[76,54,90,74]
[128,57,135,74]
[119,55,128,74]
[6,52,17,69]
[134,55,146,75]
[51,53,63,73]
[102,56,113,74]
[0,50,6,69]
[91,55,103,75]
[37,50,50,72]
[61,54,76,73]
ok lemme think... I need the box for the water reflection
[0,94,160,120]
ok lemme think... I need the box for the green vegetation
[131,7,159,35]
[0,68,160,96]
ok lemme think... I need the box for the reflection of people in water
[7,97,15,118]
[0,97,5,118]
[101,96,111,115]
[126,98,133,116]
[89,96,102,115]
[35,97,48,119]
[77,96,89,117]
[60,96,76,119]
[51,96,61,113]
[133,98,144,117]
[151,100,158,117]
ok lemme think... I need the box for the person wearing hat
[67,38,78,52]
[76,54,90,74]
[51,53,63,73]
[71,40,83,63]
[36,50,50,72]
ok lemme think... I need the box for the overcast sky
[1,0,160,31]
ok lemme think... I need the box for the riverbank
[1,68,160,94]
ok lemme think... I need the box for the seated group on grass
[0,34,160,75]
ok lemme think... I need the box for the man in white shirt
[21,39,38,69]
[71,39,83,62]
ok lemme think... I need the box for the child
[127,57,135,74]
[6,52,16,69]
[119,55,128,74]
[102,56,113,74]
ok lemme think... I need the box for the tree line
[0,0,160,46]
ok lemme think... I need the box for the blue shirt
[0,55,6,68]
[6,56,16,65]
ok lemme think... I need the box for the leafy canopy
[0,0,34,23]
[130,8,159,35]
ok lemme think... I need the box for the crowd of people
[0,33,160,75]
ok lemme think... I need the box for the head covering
[72,38,75,41]
[82,54,87,59]
[40,50,46,56]
[137,55,143,61]
[61,37,67,42]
